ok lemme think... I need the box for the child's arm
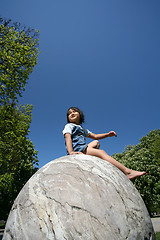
[65,133,83,155]
[88,131,117,140]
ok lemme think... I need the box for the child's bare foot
[127,170,146,180]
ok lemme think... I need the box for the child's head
[67,107,84,124]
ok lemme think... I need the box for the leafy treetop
[0,18,40,104]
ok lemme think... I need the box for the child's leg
[86,147,146,179]
[87,140,100,149]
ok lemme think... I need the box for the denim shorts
[81,145,88,154]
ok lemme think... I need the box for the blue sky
[1,0,160,168]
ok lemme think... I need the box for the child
[62,107,146,180]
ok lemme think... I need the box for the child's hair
[67,107,85,124]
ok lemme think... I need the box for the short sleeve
[83,128,92,137]
[62,123,74,135]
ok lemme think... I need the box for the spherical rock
[3,155,155,240]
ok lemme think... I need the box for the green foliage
[156,232,160,240]
[112,129,160,216]
[0,18,40,104]
[0,18,39,220]
[0,104,38,220]
[152,136,160,165]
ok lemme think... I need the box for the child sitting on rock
[62,107,146,180]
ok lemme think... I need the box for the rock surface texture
[3,155,155,240]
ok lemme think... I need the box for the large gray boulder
[3,155,155,240]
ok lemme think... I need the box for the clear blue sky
[1,0,160,168]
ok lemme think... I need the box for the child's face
[68,109,80,124]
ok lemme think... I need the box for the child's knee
[95,140,100,149]
[88,140,100,149]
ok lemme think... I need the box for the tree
[0,104,38,220]
[112,129,160,216]
[152,136,160,165]
[0,18,40,220]
[0,18,39,104]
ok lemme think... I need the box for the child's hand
[70,151,84,155]
[108,131,117,137]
